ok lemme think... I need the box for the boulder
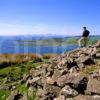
[96,53,100,58]
[26,77,40,86]
[29,68,45,77]
[54,95,65,100]
[74,95,92,100]
[46,77,55,85]
[67,75,88,94]
[81,56,95,65]
[60,85,78,98]
[74,94,100,100]
[93,95,100,100]
[57,75,68,87]
[36,88,47,98]
[0,85,11,90]
[66,98,74,100]
[86,78,100,94]
[45,84,61,96]
[52,69,62,81]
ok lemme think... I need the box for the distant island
[16,35,100,46]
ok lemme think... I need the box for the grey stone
[74,94,100,100]
[0,85,11,90]
[86,78,100,94]
[45,84,61,96]
[81,56,95,65]
[36,88,47,98]
[26,77,40,86]
[60,85,78,98]
[54,95,65,100]
[52,69,62,81]
[74,95,92,100]
[96,53,100,58]
[57,75,67,87]
[46,77,55,85]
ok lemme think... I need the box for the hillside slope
[1,41,100,100]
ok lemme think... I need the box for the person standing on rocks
[78,27,90,47]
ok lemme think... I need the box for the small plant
[33,57,44,63]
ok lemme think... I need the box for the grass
[0,60,45,85]
[0,55,49,85]
[0,58,45,99]
[0,90,11,100]
[16,84,28,94]
[80,65,98,75]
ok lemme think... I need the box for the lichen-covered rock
[45,84,61,96]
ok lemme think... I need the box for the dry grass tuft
[42,53,58,59]
[0,53,42,64]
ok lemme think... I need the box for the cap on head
[83,26,87,30]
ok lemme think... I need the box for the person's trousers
[78,37,88,47]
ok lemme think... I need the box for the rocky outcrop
[86,78,100,94]
[7,41,100,100]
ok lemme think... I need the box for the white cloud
[0,23,99,36]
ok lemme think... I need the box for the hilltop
[0,41,100,100]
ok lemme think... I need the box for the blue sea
[0,36,78,54]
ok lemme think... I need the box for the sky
[0,0,100,36]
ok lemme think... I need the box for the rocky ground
[0,41,100,100]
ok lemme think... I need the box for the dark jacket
[82,30,90,37]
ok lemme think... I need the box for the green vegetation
[0,90,11,100]
[80,65,98,75]
[88,38,98,45]
[16,36,100,46]
[0,54,55,99]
